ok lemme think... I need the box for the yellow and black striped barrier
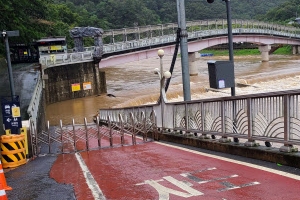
[0,134,26,168]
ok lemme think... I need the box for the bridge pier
[292,45,300,55]
[188,52,199,76]
[259,45,271,62]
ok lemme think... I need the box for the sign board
[50,45,62,50]
[71,83,81,92]
[1,30,19,38]
[1,96,22,132]
[83,82,92,90]
[6,30,19,37]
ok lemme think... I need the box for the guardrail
[99,89,300,153]
[27,74,43,130]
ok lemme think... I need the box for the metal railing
[27,74,42,132]
[39,19,300,68]
[39,47,94,67]
[30,113,157,155]
[99,89,300,153]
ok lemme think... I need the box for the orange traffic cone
[0,183,8,200]
[0,160,11,191]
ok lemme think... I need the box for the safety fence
[100,89,300,153]
[29,113,157,156]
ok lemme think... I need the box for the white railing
[27,74,43,130]
[99,89,300,153]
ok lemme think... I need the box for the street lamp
[155,49,171,131]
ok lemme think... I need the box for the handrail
[99,89,300,152]
[27,73,43,132]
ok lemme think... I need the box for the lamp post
[155,49,171,132]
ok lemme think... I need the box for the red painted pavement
[50,142,300,200]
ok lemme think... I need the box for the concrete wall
[44,61,106,104]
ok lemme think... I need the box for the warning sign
[12,106,21,117]
[71,83,81,92]
[83,82,92,90]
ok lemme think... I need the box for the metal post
[2,31,16,98]
[177,0,191,101]
[224,0,238,143]
[158,49,165,130]
[224,0,236,96]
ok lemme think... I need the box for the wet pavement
[5,155,75,200]
[5,139,300,200]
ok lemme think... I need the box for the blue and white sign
[1,96,22,132]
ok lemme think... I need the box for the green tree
[0,0,51,43]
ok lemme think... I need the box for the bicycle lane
[50,142,300,200]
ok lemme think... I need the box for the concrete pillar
[292,45,299,55]
[188,52,199,76]
[259,45,271,62]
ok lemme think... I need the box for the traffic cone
[0,183,8,200]
[0,160,12,191]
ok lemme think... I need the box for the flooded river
[46,54,300,125]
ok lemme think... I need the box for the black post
[224,0,236,96]
[2,30,19,100]
[3,31,15,98]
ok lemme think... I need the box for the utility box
[207,61,235,89]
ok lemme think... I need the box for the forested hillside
[0,0,290,54]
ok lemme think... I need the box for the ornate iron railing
[99,89,300,153]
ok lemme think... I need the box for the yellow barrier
[5,128,28,156]
[20,127,28,156]
[0,134,27,168]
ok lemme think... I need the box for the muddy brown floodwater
[46,54,300,125]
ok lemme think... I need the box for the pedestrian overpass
[39,19,300,69]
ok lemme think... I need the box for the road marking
[136,176,203,200]
[155,142,300,181]
[75,152,106,200]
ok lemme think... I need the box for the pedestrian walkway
[50,141,300,200]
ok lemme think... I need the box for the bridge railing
[102,19,300,43]
[99,89,300,152]
[39,47,95,67]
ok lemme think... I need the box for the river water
[45,54,300,125]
